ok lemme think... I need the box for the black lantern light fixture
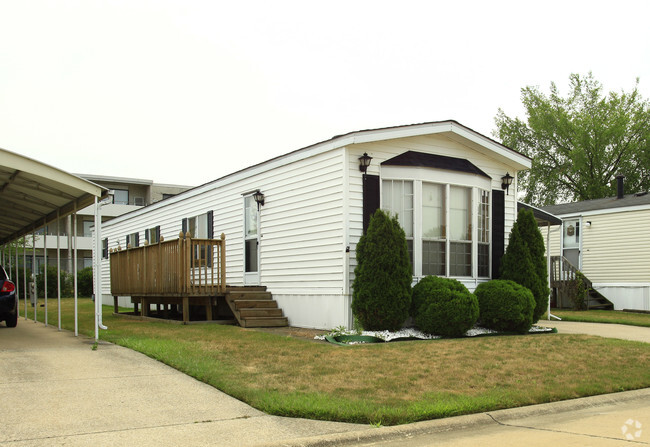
[501,172,514,195]
[253,189,265,210]
[358,152,372,174]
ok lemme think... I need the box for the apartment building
[28,175,192,272]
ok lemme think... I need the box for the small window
[113,189,129,205]
[126,232,139,248]
[145,226,160,244]
[83,221,94,238]
[102,238,109,259]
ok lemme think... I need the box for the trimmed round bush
[475,280,535,334]
[414,280,479,337]
[411,275,469,318]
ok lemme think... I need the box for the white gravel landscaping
[315,325,554,342]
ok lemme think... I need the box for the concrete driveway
[0,321,363,446]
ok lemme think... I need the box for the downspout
[94,196,108,341]
[547,223,561,321]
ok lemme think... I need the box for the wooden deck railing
[549,255,592,289]
[110,232,226,297]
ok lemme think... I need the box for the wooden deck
[109,232,287,326]
[550,256,613,310]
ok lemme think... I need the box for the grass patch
[547,309,650,328]
[20,298,650,425]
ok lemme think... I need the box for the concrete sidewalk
[0,321,364,446]
[537,320,650,343]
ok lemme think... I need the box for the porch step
[240,316,289,328]
[239,308,283,318]
[233,300,278,310]
[225,289,288,328]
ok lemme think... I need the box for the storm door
[243,195,260,285]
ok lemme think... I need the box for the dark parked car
[0,266,17,327]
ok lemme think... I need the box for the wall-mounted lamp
[585,221,592,228]
[501,172,514,195]
[253,190,265,211]
[358,152,372,174]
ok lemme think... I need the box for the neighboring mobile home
[540,175,650,311]
[97,120,531,329]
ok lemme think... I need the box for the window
[102,238,108,259]
[145,226,160,244]
[478,190,490,277]
[449,186,471,277]
[381,171,491,280]
[182,212,214,265]
[422,183,445,276]
[83,221,93,238]
[382,180,414,270]
[126,232,139,248]
[113,189,129,205]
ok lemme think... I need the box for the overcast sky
[1,0,649,187]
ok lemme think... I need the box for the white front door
[244,195,260,285]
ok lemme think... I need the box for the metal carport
[0,147,108,338]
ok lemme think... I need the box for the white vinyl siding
[581,210,650,283]
[100,148,347,299]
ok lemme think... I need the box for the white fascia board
[76,173,154,186]
[342,122,531,170]
[1,148,105,197]
[553,204,650,219]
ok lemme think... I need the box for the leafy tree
[352,209,412,331]
[500,208,547,323]
[494,72,650,205]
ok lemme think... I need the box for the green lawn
[19,298,650,426]
[547,309,650,328]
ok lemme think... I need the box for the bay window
[381,177,491,279]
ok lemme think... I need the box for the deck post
[220,233,226,293]
[182,296,189,324]
[113,296,118,314]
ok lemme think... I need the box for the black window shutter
[491,189,505,278]
[135,233,139,247]
[362,174,380,234]
[207,211,214,239]
[155,225,160,242]
[102,238,108,259]
[181,218,187,235]
[126,234,130,247]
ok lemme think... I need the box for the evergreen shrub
[413,277,479,337]
[475,280,535,334]
[500,208,548,323]
[351,209,412,331]
[36,265,72,298]
[411,275,469,317]
[77,267,94,297]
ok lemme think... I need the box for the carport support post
[44,224,47,327]
[73,213,78,336]
[23,238,26,320]
[57,214,61,331]
[32,231,36,323]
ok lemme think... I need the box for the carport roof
[0,147,107,245]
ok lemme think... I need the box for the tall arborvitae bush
[352,209,412,331]
[500,208,549,323]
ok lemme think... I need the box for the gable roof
[104,119,531,228]
[381,150,491,178]
[540,192,650,216]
